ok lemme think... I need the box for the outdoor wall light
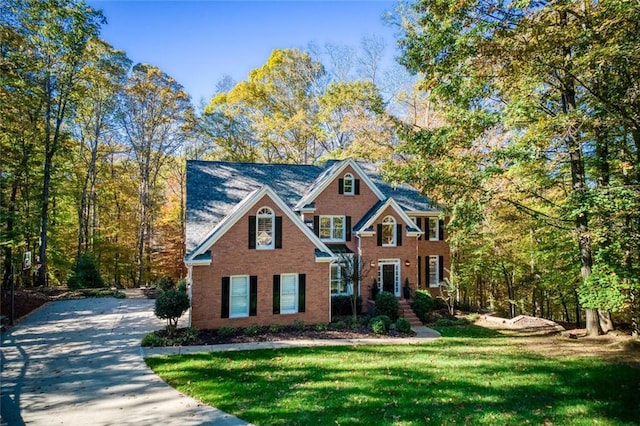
[370,260,376,268]
[404,259,411,267]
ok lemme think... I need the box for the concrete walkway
[1,298,440,425]
[1,298,246,426]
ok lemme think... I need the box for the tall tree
[73,39,131,261]
[117,63,193,286]
[1,0,104,287]
[392,0,639,335]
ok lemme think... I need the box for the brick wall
[191,193,330,330]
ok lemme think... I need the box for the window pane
[331,265,340,294]
[281,274,298,313]
[257,216,273,247]
[382,223,395,245]
[429,256,438,287]
[344,177,353,194]
[319,217,332,239]
[333,216,344,240]
[429,218,438,240]
[230,276,248,317]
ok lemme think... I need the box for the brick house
[184,158,449,329]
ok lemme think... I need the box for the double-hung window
[256,207,274,249]
[428,217,439,240]
[330,263,349,294]
[319,215,345,241]
[280,273,298,314]
[230,275,249,318]
[343,173,354,195]
[381,216,396,246]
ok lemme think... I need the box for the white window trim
[331,261,352,295]
[343,173,354,195]
[382,216,396,247]
[256,207,275,250]
[428,217,439,241]
[230,275,249,318]
[280,273,299,314]
[428,256,440,288]
[319,215,346,242]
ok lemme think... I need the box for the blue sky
[88,1,400,104]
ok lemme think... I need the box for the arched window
[343,173,354,195]
[381,216,396,246]
[256,207,274,249]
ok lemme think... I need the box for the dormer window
[343,173,354,195]
[256,207,274,249]
[381,216,396,246]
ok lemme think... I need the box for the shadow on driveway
[1,298,246,426]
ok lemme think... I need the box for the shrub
[244,324,262,336]
[114,290,126,299]
[154,288,190,335]
[218,326,235,338]
[177,279,187,293]
[411,290,435,323]
[314,323,328,332]
[375,291,399,321]
[269,323,283,333]
[331,295,363,318]
[141,331,164,347]
[370,316,389,334]
[331,320,347,330]
[432,317,469,327]
[293,319,306,331]
[67,253,105,289]
[395,317,412,333]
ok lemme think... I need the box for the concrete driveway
[1,297,247,425]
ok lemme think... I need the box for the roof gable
[185,186,335,265]
[293,159,385,211]
[354,197,422,235]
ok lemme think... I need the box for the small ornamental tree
[154,288,190,336]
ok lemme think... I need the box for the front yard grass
[145,324,640,425]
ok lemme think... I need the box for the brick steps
[397,299,422,327]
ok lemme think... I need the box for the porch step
[397,299,423,326]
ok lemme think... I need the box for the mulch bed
[1,289,50,326]
[155,324,414,346]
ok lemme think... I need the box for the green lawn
[145,325,640,425]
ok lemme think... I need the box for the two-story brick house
[184,158,449,329]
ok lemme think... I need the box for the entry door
[382,264,396,294]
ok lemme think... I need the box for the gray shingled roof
[357,162,438,213]
[186,160,437,255]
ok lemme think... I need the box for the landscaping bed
[142,318,416,347]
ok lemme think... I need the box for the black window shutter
[298,274,306,313]
[338,178,344,194]
[396,224,402,246]
[272,275,280,314]
[439,256,444,282]
[417,218,422,240]
[249,276,258,316]
[354,179,360,195]
[275,216,282,248]
[417,256,422,288]
[439,219,445,240]
[425,257,431,287]
[221,277,230,318]
[377,224,383,246]
[345,216,352,241]
[248,216,256,249]
[313,216,319,237]
[425,217,430,237]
